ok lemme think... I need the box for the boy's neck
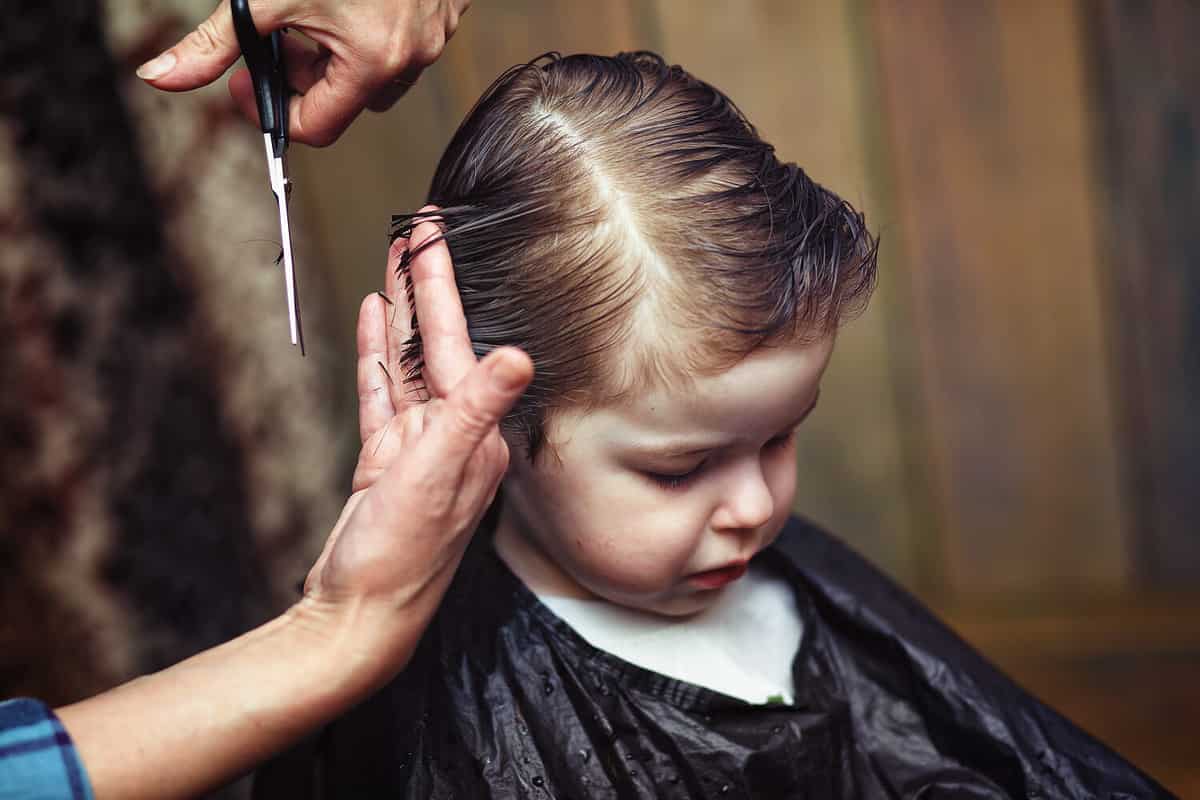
[492,505,599,600]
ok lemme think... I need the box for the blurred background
[1,0,1196,796]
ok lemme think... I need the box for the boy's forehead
[553,337,834,444]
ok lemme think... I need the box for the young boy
[255,52,1168,799]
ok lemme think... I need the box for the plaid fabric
[0,699,93,799]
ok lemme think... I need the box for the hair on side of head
[392,51,878,465]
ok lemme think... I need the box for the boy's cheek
[568,544,690,598]
[762,447,799,510]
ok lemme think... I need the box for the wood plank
[939,593,1200,656]
[872,0,1130,594]
[940,596,1200,798]
[1089,0,1200,586]
[435,0,654,112]
[654,0,925,586]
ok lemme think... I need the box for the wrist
[58,595,429,800]
[282,551,465,693]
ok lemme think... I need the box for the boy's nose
[711,461,775,534]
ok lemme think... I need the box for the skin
[494,336,834,617]
[137,0,470,146]
[54,207,532,800]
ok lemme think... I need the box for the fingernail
[491,356,527,391]
[136,51,176,81]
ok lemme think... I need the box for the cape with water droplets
[254,516,1169,798]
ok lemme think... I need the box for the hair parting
[391,51,878,463]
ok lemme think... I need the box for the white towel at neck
[538,561,802,705]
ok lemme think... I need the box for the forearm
[55,570,456,800]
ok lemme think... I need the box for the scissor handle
[231,0,288,156]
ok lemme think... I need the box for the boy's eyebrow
[631,389,822,459]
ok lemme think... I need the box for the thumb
[416,348,533,469]
[136,0,280,92]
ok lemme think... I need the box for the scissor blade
[264,135,304,354]
[275,183,304,354]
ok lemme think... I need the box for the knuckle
[186,18,225,55]
[379,22,444,75]
[419,27,447,64]
[451,398,492,438]
[375,30,414,77]
[448,0,470,33]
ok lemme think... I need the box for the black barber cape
[254,516,1171,799]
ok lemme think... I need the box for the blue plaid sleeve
[0,698,94,800]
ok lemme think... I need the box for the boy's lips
[687,561,748,590]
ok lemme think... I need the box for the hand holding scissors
[137,0,469,146]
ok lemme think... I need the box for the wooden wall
[292,1,1199,793]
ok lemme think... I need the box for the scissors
[232,0,304,354]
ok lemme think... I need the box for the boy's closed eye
[645,427,799,490]
[639,389,822,490]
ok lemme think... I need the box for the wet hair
[393,51,877,464]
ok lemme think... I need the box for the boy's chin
[626,587,728,619]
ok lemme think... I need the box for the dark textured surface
[0,0,270,694]
[255,517,1172,799]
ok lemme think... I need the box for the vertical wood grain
[872,0,1130,594]
[434,1,654,111]
[1089,0,1200,587]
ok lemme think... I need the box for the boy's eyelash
[647,462,706,490]
[645,429,798,490]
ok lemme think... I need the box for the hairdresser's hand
[53,214,527,800]
[137,0,469,146]
[300,210,531,663]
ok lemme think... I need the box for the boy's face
[494,336,834,617]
